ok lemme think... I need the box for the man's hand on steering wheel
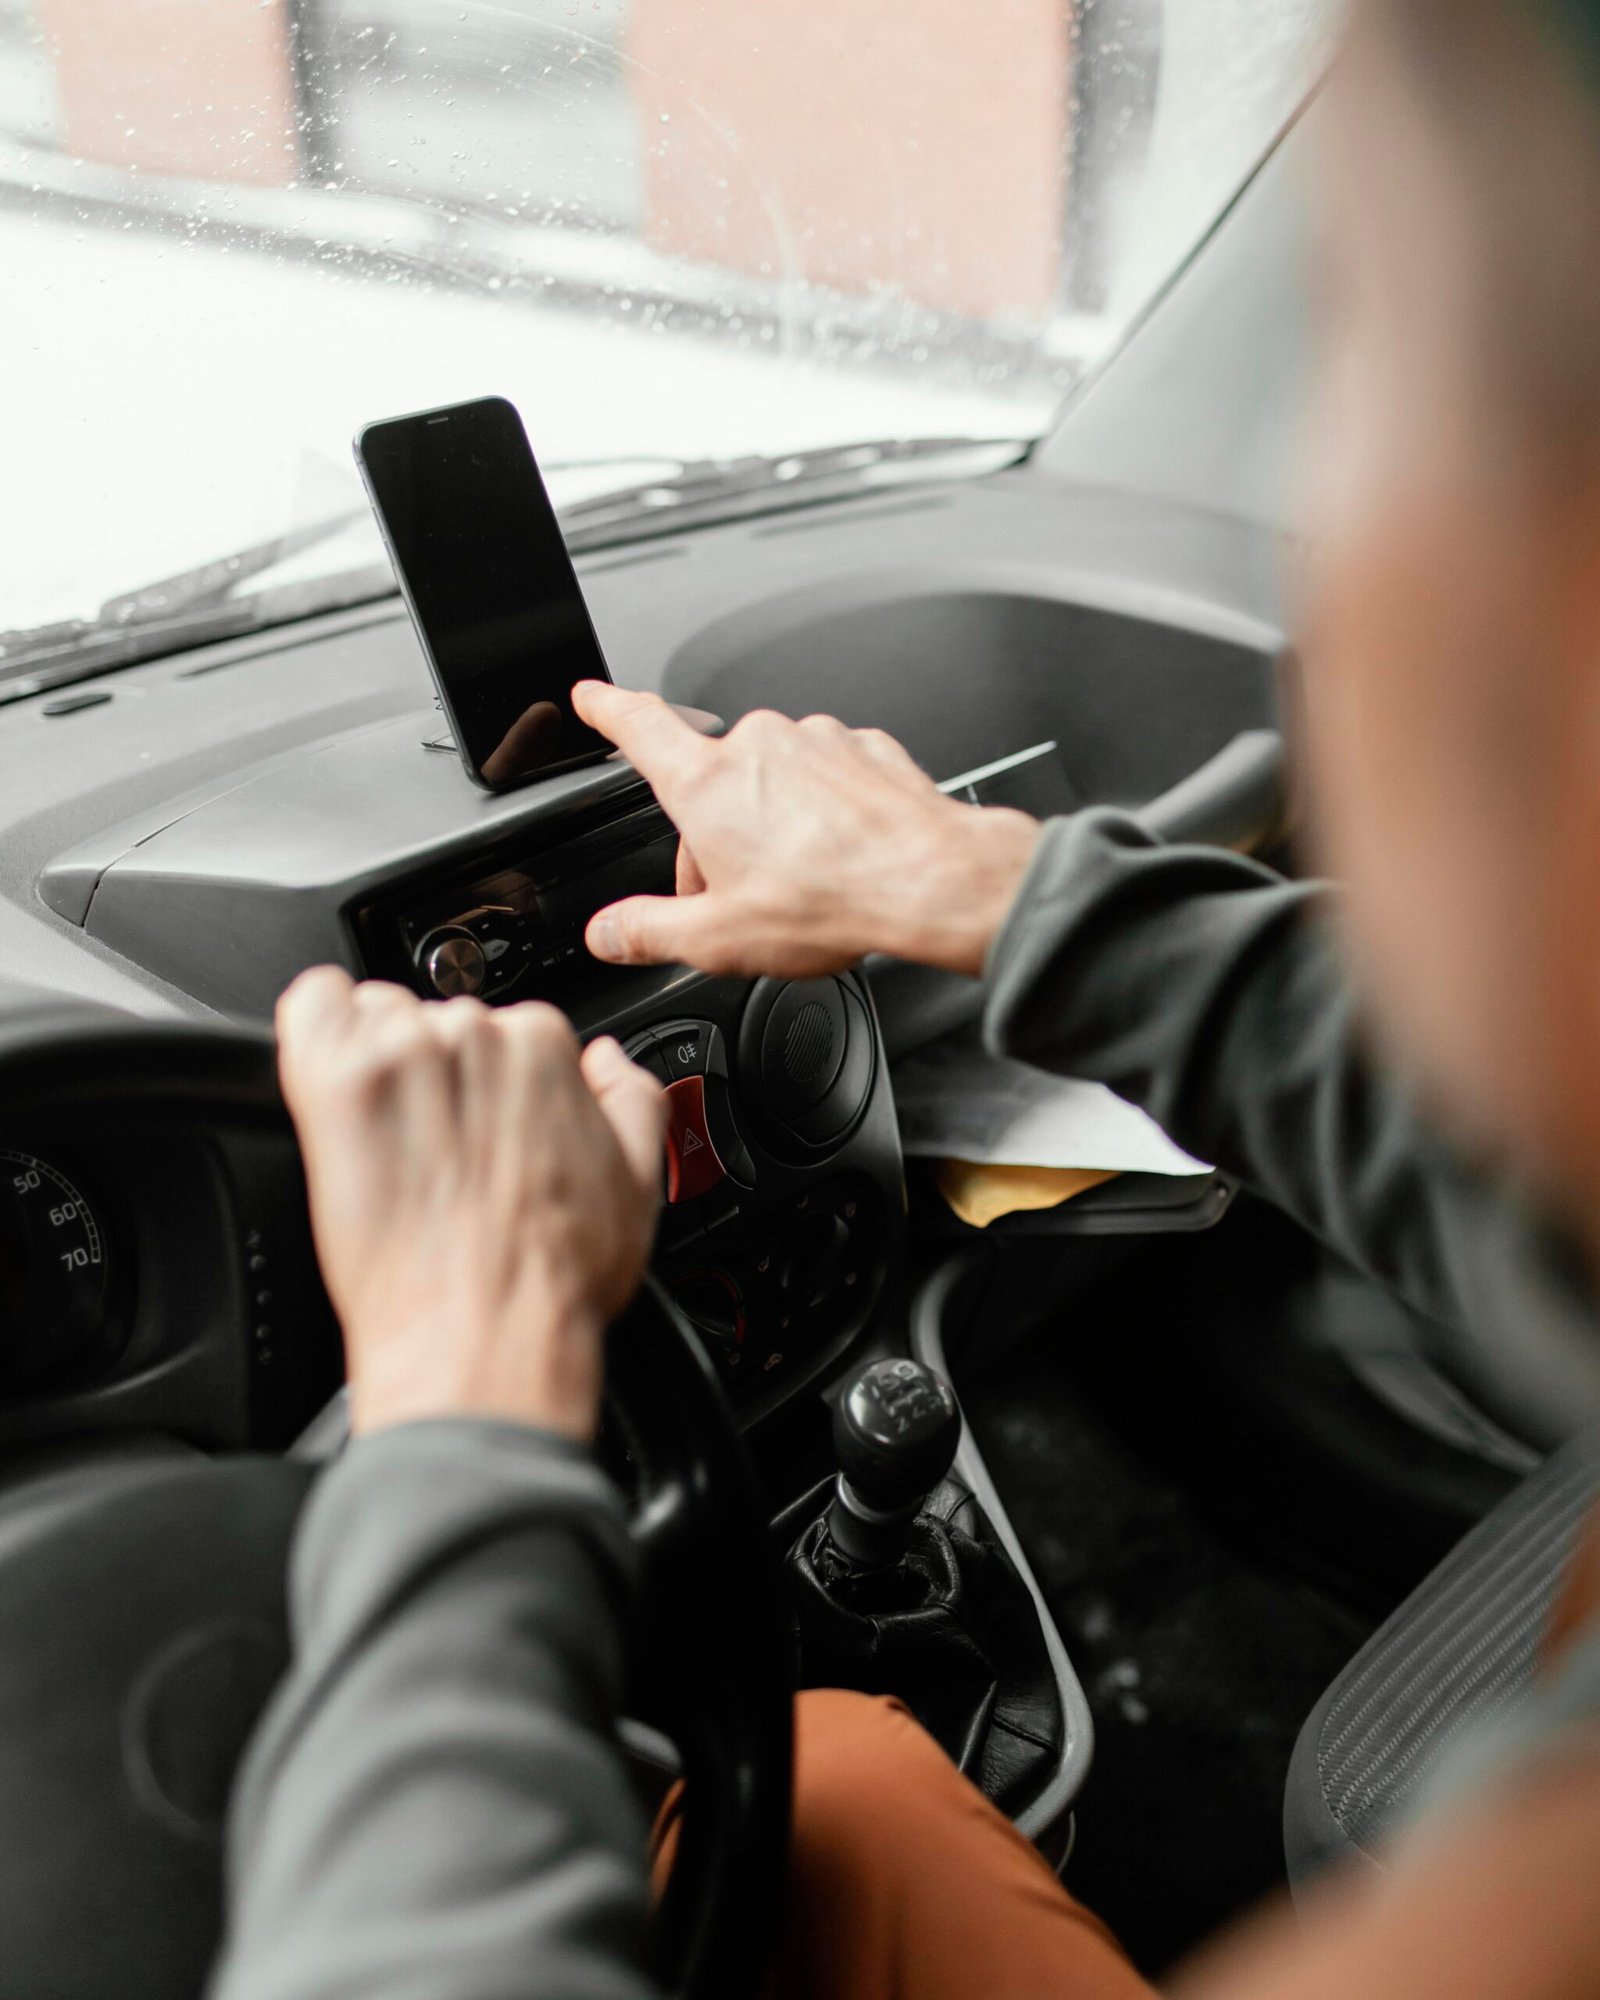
[571,681,1042,980]
[276,968,666,1441]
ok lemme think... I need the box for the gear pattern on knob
[833,1358,961,1516]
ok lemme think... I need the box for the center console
[353,793,904,1422]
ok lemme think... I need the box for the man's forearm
[209,1422,660,2000]
[981,808,1578,1347]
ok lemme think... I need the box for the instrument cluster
[0,1146,123,1396]
[0,1119,341,1455]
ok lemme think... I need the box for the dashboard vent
[783,1001,834,1088]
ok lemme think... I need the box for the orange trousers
[648,1529,1600,2000]
[655,1689,1156,2000]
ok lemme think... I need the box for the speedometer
[0,1150,113,1391]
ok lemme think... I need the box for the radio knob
[418,928,487,998]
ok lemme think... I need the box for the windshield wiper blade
[557,435,1027,542]
[0,507,370,686]
[94,507,370,628]
[0,602,267,696]
[0,436,1027,698]
[0,571,401,707]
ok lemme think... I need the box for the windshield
[2,0,1335,639]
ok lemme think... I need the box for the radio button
[663,1028,708,1080]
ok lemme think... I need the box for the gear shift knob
[826,1358,961,1569]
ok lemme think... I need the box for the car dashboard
[1,466,1290,1442]
[4,482,1287,1654]
[0,460,1292,1831]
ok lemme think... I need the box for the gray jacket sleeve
[208,1420,661,2000]
[981,810,1598,1432]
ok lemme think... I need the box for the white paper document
[892,1043,1211,1178]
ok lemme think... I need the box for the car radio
[360,797,678,1008]
[352,796,905,1420]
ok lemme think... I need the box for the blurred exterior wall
[626,0,1070,318]
[31,0,298,185]
[21,0,1076,319]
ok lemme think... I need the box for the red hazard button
[663,1074,727,1204]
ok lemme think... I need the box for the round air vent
[782,1002,833,1092]
[740,975,874,1156]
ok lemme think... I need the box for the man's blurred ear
[1539,473,1600,835]
[1504,471,1600,1217]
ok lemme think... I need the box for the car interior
[0,6,1585,1997]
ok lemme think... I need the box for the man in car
[213,0,1600,1994]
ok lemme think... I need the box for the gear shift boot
[788,1362,1063,1819]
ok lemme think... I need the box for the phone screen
[357,397,613,790]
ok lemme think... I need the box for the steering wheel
[0,1012,793,2000]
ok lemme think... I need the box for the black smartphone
[354,396,614,791]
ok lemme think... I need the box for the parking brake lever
[824,1358,961,1571]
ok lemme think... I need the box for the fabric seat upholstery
[1284,1435,1600,1884]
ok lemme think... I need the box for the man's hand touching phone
[571,682,1042,979]
[277,969,665,1440]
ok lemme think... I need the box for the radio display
[356,803,679,1006]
